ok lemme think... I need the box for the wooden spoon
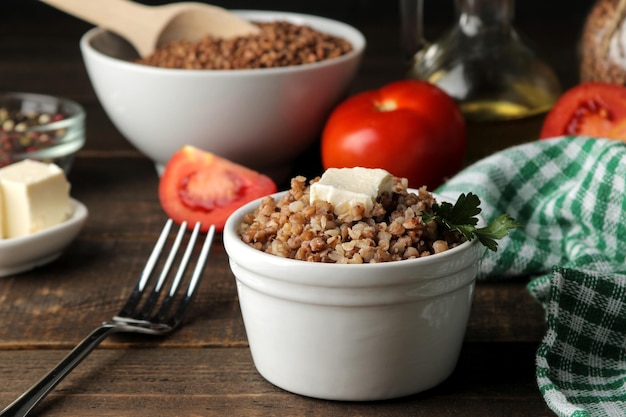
[40,0,260,57]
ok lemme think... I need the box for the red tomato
[159,146,277,232]
[321,80,466,189]
[540,82,626,140]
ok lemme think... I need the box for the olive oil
[422,67,559,163]
[458,89,557,164]
[460,98,553,121]
[461,101,549,165]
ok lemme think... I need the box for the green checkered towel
[437,137,626,417]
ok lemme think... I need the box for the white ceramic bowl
[0,198,88,277]
[79,10,365,181]
[223,191,484,401]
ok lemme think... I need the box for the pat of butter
[0,159,70,239]
[310,167,393,218]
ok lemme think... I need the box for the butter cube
[0,160,70,238]
[310,167,393,218]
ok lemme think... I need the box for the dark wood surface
[0,2,589,415]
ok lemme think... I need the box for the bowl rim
[223,189,485,287]
[80,9,366,77]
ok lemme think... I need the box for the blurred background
[2,0,594,25]
[0,0,598,168]
[1,0,595,91]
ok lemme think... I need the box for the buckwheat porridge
[135,21,353,70]
[237,174,466,263]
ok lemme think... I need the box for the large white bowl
[79,10,365,180]
[223,190,484,401]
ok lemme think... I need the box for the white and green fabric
[437,137,626,417]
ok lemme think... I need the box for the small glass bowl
[0,92,85,173]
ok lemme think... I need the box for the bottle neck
[456,0,514,34]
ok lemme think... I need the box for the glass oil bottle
[400,0,562,164]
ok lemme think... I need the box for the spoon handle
[39,0,161,56]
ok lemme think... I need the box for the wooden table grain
[0,2,586,416]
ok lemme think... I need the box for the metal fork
[0,219,216,417]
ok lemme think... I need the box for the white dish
[80,10,365,181]
[224,190,484,401]
[0,198,88,277]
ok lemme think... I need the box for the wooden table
[0,3,586,416]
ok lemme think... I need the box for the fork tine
[152,221,204,323]
[136,221,189,319]
[185,224,215,298]
[117,219,174,318]
[115,220,215,330]
[167,224,216,327]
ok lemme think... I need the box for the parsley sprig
[422,192,521,252]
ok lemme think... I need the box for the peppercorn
[0,108,67,167]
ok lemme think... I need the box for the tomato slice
[158,146,277,232]
[540,82,626,140]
